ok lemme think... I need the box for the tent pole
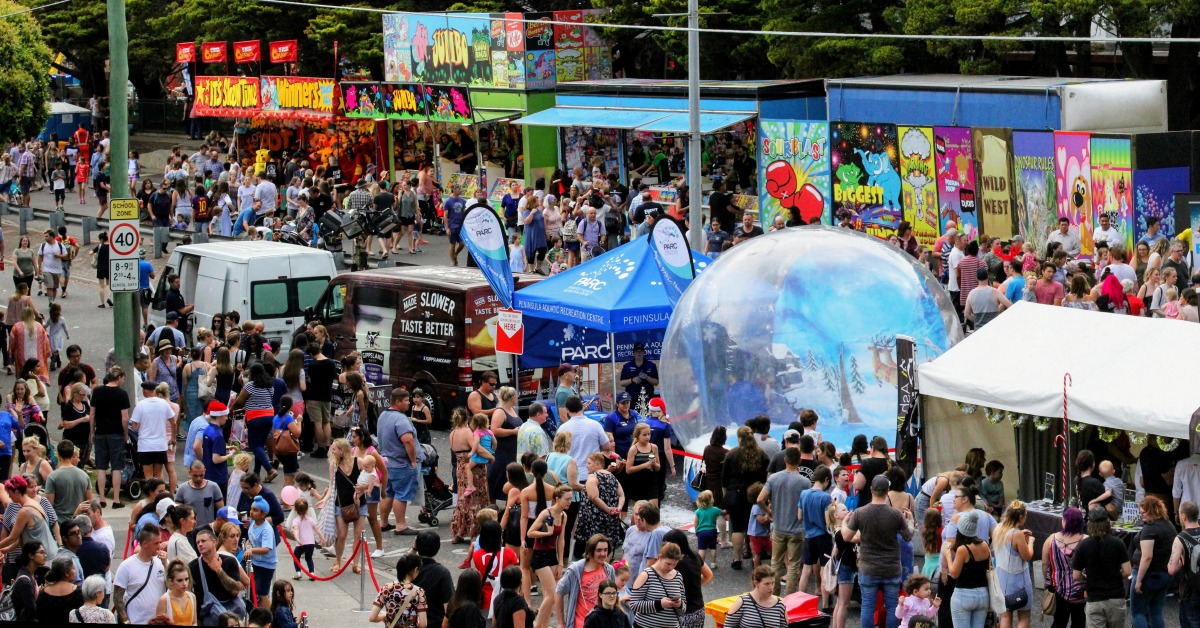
[611,332,617,403]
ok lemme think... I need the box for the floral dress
[451,452,490,539]
[574,470,625,547]
[373,581,427,628]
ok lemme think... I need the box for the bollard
[153,227,170,259]
[192,232,210,244]
[81,216,99,245]
[18,207,32,235]
[332,251,347,271]
[358,531,369,612]
[50,209,65,233]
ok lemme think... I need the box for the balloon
[280,485,299,506]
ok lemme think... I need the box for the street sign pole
[686,0,704,254]
[107,0,137,402]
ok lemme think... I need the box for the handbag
[689,461,707,492]
[821,555,840,594]
[986,561,1007,616]
[198,554,246,626]
[337,468,361,524]
[273,421,300,455]
[1000,532,1030,612]
[198,367,216,400]
[1041,588,1057,617]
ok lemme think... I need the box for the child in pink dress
[896,574,940,628]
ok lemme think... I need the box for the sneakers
[371,549,384,558]
[731,560,743,570]
[458,556,472,569]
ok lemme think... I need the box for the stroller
[417,443,453,527]
[120,430,146,500]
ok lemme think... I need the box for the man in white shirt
[130,380,175,484]
[1173,450,1200,518]
[1092,213,1121,249]
[113,525,167,624]
[36,228,68,302]
[947,233,967,309]
[1103,245,1138,284]
[1048,217,1081,258]
[555,394,612,560]
[254,176,278,216]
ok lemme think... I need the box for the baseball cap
[156,498,177,521]
[616,392,631,403]
[138,249,147,259]
[870,474,891,495]
[782,429,801,444]
[632,342,646,352]
[166,312,180,321]
[140,380,158,390]
[215,506,239,521]
[558,362,577,373]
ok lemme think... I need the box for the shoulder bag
[197,555,246,625]
[121,560,157,624]
[337,467,361,524]
[986,552,1007,616]
[387,584,421,628]
[273,419,300,455]
[197,365,216,400]
[689,461,707,493]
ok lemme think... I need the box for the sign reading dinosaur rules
[831,122,902,239]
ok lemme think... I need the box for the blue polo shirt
[0,411,15,455]
[644,416,674,467]
[138,260,154,290]
[620,359,658,404]
[232,207,256,236]
[202,423,228,486]
[601,409,641,459]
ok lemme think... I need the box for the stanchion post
[358,531,369,611]
[18,207,30,235]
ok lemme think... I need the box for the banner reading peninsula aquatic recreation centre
[194,76,262,116]
[260,76,336,119]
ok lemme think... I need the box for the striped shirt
[723,593,788,628]
[958,255,984,306]
[242,382,275,414]
[628,567,686,628]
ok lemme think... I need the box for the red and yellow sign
[201,42,227,63]
[176,42,195,64]
[269,40,298,64]
[233,40,260,63]
[260,76,336,120]
[194,76,261,116]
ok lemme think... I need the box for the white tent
[48,102,89,115]
[918,301,1197,440]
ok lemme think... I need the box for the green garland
[1034,417,1053,431]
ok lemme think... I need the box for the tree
[0,0,51,142]
[804,348,819,372]
[849,354,866,395]
[760,0,922,78]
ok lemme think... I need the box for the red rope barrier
[122,525,133,559]
[363,540,381,593]
[249,563,257,607]
[277,524,360,581]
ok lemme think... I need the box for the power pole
[686,0,703,254]
[108,0,138,400]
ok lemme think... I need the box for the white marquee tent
[919,301,1198,440]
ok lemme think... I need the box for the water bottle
[299,611,309,628]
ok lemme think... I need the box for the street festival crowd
[0,128,1198,628]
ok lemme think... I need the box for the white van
[150,242,337,354]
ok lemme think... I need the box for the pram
[417,443,453,527]
[120,430,146,500]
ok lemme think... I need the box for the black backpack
[1180,528,1200,592]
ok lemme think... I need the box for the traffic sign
[495,308,524,354]
[110,258,139,292]
[108,199,140,260]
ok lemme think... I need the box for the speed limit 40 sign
[108,199,141,292]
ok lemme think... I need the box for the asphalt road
[5,181,1182,627]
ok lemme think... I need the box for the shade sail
[917,301,1198,439]
[512,235,711,333]
[510,107,615,127]
[633,112,755,133]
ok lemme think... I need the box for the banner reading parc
[460,205,514,310]
[758,120,830,229]
[648,216,695,307]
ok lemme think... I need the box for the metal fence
[133,99,193,134]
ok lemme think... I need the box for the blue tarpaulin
[513,235,712,334]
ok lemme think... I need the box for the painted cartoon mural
[898,126,939,247]
[758,120,830,229]
[1134,168,1190,241]
[973,128,1016,240]
[933,127,977,242]
[1090,137,1133,252]
[1012,131,1057,254]
[1054,132,1094,258]
[831,122,901,238]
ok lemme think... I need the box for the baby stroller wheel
[126,479,142,500]
[429,517,438,527]
[417,512,429,524]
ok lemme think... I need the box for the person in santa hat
[644,398,676,505]
[191,400,233,501]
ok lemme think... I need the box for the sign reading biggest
[194,76,262,116]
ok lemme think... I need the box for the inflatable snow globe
[662,226,963,456]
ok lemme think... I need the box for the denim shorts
[367,485,381,504]
[386,465,419,502]
[837,562,857,585]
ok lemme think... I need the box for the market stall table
[1024,501,1141,557]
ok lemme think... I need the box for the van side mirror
[304,306,315,322]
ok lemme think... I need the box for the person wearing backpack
[55,226,78,300]
[1170,500,1200,628]
[35,229,68,304]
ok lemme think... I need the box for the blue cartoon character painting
[831,122,903,238]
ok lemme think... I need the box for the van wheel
[415,383,443,430]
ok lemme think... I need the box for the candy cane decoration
[1053,373,1073,503]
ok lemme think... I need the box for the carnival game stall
[917,301,1200,553]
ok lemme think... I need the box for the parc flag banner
[648,215,696,307]
[895,334,920,478]
[460,205,514,310]
[176,42,196,64]
[270,40,298,63]
[201,41,227,63]
[233,40,261,63]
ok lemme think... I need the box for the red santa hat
[207,400,229,417]
[648,397,667,417]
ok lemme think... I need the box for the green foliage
[0,0,51,142]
